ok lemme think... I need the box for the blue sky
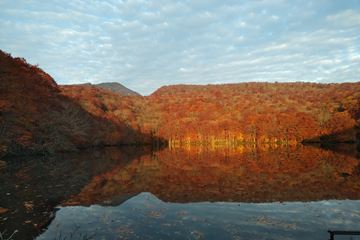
[0,0,359,95]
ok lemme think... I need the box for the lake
[1,144,360,240]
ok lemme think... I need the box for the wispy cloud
[326,9,360,27]
[0,0,359,94]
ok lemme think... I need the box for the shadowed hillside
[0,51,157,157]
[61,84,162,145]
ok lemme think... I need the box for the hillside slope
[0,51,148,157]
[61,84,158,144]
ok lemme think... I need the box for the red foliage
[147,83,360,145]
[65,146,360,204]
[1,50,359,156]
[62,82,360,146]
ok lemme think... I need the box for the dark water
[1,144,360,240]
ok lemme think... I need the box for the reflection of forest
[1,145,360,240]
[66,145,360,206]
[0,147,149,240]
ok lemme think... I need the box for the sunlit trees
[147,82,360,145]
[1,49,359,156]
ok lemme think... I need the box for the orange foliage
[62,82,360,147]
[148,83,360,145]
[1,49,359,156]
[65,146,360,204]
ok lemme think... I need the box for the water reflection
[0,147,150,240]
[66,145,360,205]
[0,144,359,240]
[38,192,360,240]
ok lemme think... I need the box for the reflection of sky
[37,192,360,240]
[0,1,359,95]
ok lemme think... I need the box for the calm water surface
[1,144,360,240]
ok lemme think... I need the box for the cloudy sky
[0,0,359,95]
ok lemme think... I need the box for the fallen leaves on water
[191,230,204,240]
[24,201,34,211]
[0,207,8,214]
[0,160,6,169]
[146,210,162,219]
[255,215,298,230]
[116,225,134,240]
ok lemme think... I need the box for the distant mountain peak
[95,82,140,96]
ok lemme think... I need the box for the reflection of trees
[0,147,152,240]
[67,145,360,206]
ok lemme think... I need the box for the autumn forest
[0,50,359,158]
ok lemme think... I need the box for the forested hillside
[0,51,151,157]
[61,84,158,144]
[63,82,360,147]
[1,50,359,157]
[149,83,360,145]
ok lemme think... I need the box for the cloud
[326,10,360,27]
[0,0,359,95]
